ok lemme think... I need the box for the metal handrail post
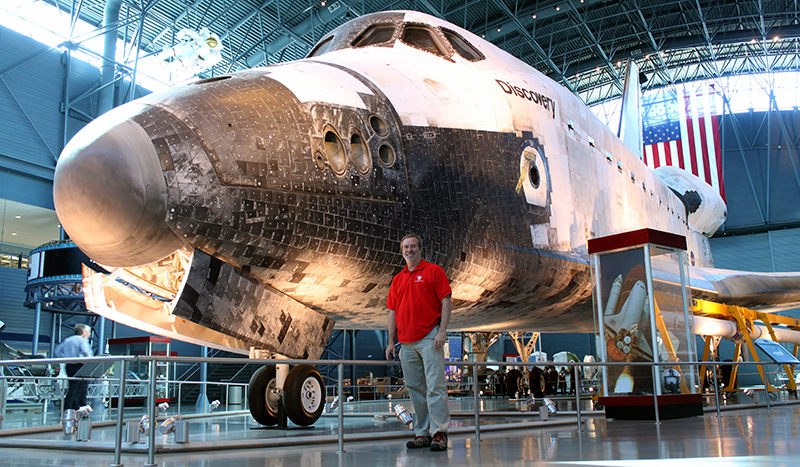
[145,359,157,467]
[112,359,127,467]
[177,383,181,414]
[0,373,6,421]
[712,363,721,417]
[32,302,41,355]
[59,374,65,413]
[712,362,722,433]
[764,363,772,417]
[651,365,661,425]
[107,377,113,422]
[575,363,582,432]
[337,362,344,453]
[473,362,481,442]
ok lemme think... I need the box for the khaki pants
[400,326,450,436]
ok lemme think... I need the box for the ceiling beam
[489,0,576,93]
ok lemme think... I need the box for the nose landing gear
[248,364,326,427]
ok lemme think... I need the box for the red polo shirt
[387,259,452,343]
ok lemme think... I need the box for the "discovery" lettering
[496,79,556,119]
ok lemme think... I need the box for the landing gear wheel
[284,364,325,426]
[506,369,522,397]
[530,367,546,398]
[248,365,279,426]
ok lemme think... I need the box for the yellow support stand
[653,298,689,393]
[692,298,800,395]
[729,306,771,392]
[698,336,722,391]
[756,311,798,393]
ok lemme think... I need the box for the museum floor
[0,396,798,466]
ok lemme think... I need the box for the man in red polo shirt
[385,234,452,451]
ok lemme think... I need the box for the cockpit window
[401,26,445,56]
[307,19,481,61]
[308,36,334,57]
[441,29,484,62]
[352,24,396,47]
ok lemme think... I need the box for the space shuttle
[53,10,800,424]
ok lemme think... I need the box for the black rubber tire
[506,369,522,397]
[283,364,325,426]
[530,367,546,398]
[248,365,279,426]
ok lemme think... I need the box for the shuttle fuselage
[54,11,718,357]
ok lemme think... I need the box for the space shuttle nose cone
[54,113,184,268]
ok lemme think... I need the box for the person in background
[546,366,558,395]
[55,324,93,410]
[385,234,452,452]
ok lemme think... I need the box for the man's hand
[434,330,447,349]
[385,342,396,360]
[386,310,397,360]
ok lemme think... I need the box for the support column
[350,330,357,401]
[195,347,209,412]
[32,302,42,355]
[507,332,540,363]
[97,316,106,354]
[49,316,57,356]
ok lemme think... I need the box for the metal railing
[0,242,29,269]
[1,355,798,466]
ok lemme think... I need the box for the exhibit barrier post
[651,365,661,425]
[337,362,344,453]
[712,362,722,432]
[106,378,113,422]
[145,359,157,467]
[0,374,6,421]
[575,363,582,432]
[473,363,480,443]
[765,372,772,417]
[111,359,127,467]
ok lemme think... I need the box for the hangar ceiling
[45,0,800,107]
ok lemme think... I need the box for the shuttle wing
[689,265,800,310]
[651,259,800,310]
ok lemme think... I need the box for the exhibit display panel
[589,229,698,398]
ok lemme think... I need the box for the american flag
[642,84,725,201]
